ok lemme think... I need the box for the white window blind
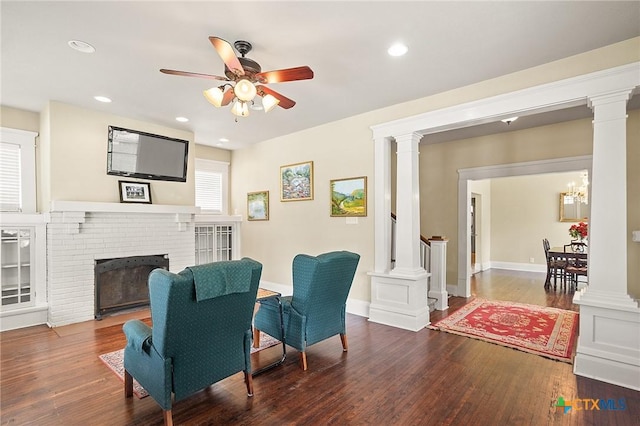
[0,142,21,212]
[195,159,228,214]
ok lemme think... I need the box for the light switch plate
[632,230,640,242]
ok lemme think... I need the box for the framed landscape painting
[247,191,269,221]
[280,161,314,201]
[330,176,367,217]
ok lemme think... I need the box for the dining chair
[564,241,588,253]
[565,263,588,289]
[543,238,566,289]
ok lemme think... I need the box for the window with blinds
[0,128,37,214]
[0,142,22,212]
[195,159,228,214]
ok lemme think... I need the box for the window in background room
[195,159,228,214]
[0,128,37,213]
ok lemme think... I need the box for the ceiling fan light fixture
[204,87,225,107]
[231,100,250,117]
[262,94,280,113]
[234,78,257,102]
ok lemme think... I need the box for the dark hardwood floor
[1,269,638,425]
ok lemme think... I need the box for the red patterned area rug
[428,298,578,363]
[99,333,281,398]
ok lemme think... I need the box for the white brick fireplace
[47,201,198,326]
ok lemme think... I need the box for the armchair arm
[123,320,153,353]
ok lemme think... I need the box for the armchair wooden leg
[253,328,261,348]
[244,371,254,396]
[299,352,308,371]
[124,369,133,398]
[163,409,173,426]
[340,333,348,352]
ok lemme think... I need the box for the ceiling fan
[160,36,314,117]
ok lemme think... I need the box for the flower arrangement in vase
[569,222,588,252]
[569,222,588,241]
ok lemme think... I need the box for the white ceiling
[2,1,639,150]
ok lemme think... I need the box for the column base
[368,271,430,331]
[573,288,640,391]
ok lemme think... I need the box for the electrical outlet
[529,257,535,263]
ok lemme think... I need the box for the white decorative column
[393,133,423,274]
[369,132,430,331]
[373,136,392,273]
[573,89,640,391]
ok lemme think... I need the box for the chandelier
[567,172,589,204]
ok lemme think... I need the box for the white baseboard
[489,261,546,273]
[0,304,48,331]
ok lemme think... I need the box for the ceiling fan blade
[160,68,228,81]
[256,85,296,109]
[221,88,235,106]
[209,36,245,76]
[256,66,314,84]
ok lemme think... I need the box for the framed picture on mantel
[118,181,152,204]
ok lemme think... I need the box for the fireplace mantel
[50,200,200,215]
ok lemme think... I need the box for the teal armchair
[122,258,262,426]
[253,251,360,370]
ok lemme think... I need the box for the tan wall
[1,106,39,131]
[231,115,374,301]
[489,171,589,265]
[232,38,639,301]
[420,118,594,283]
[42,102,195,207]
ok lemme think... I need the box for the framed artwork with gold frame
[280,161,313,201]
[247,191,269,221]
[330,176,367,217]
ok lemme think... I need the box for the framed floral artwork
[330,176,367,217]
[280,161,313,201]
[247,191,269,221]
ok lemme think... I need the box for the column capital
[393,132,422,147]
[588,88,633,109]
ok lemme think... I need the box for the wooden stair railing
[390,212,430,269]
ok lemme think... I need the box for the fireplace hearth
[94,254,169,319]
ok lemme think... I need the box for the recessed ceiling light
[388,43,408,57]
[94,96,112,103]
[175,117,189,122]
[68,40,95,53]
[219,138,229,143]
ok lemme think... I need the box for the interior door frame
[457,155,592,297]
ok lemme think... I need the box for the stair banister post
[428,238,449,311]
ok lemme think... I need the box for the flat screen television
[107,126,189,182]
